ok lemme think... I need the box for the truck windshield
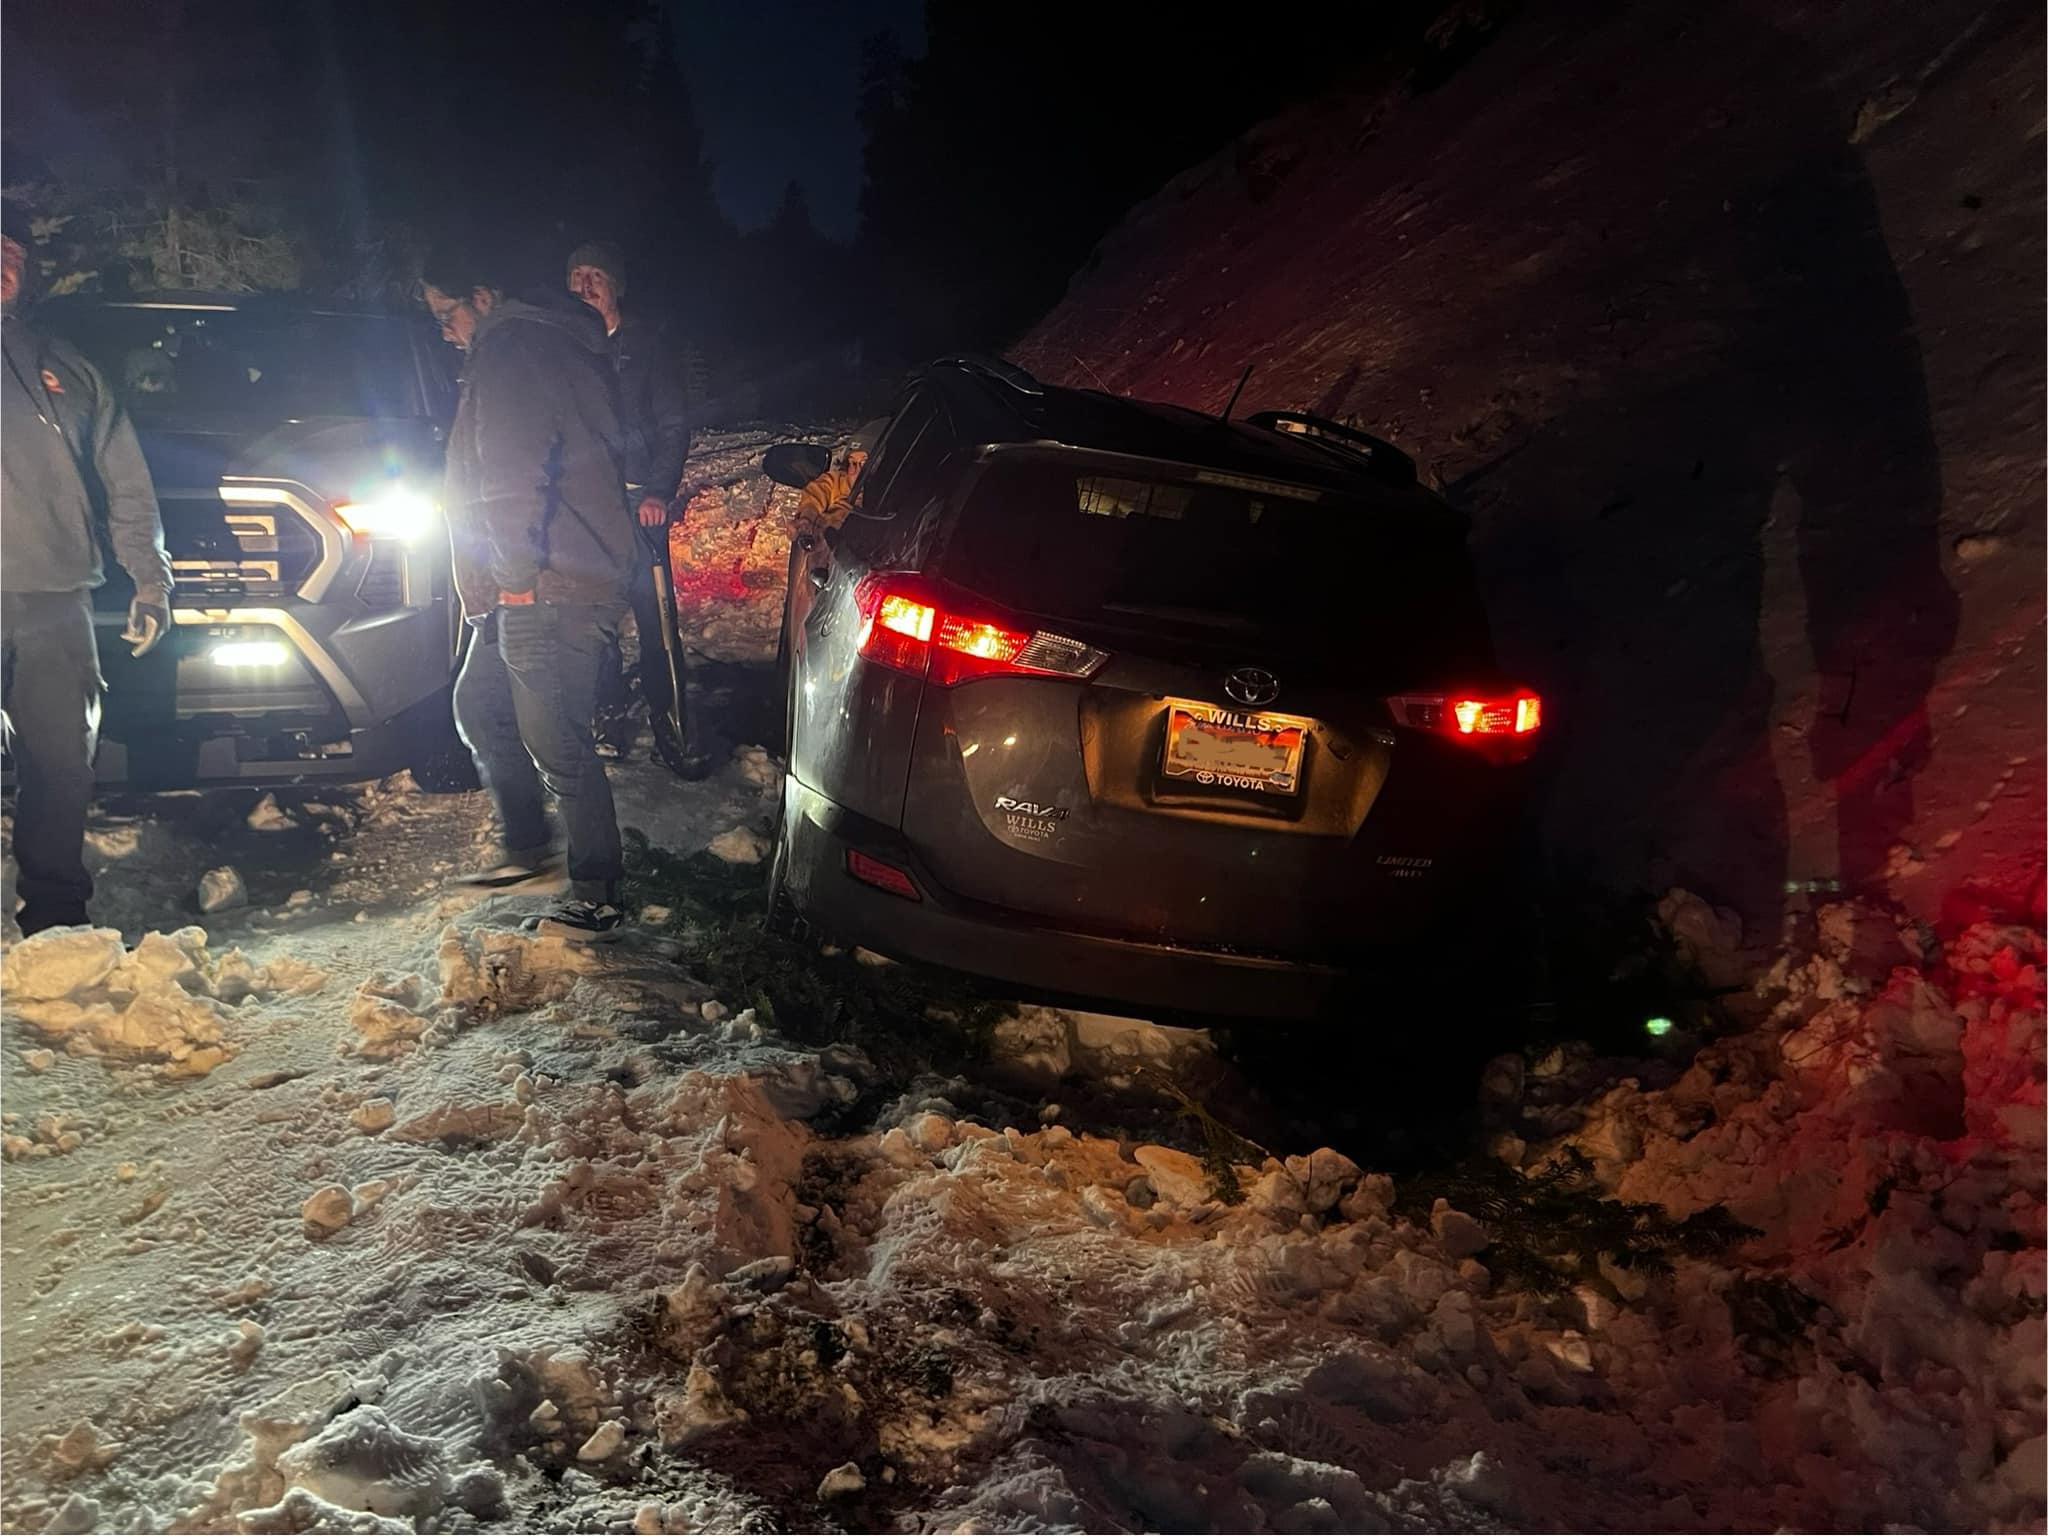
[57,306,429,423]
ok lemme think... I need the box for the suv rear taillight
[854,576,1108,686]
[1386,689,1542,761]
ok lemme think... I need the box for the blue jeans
[453,603,623,903]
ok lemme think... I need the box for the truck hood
[137,417,445,508]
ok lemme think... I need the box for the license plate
[1161,700,1309,795]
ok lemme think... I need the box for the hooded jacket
[1,316,173,596]
[442,298,633,613]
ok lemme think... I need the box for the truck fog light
[211,641,289,668]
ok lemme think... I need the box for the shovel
[639,517,692,774]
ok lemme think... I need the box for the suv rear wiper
[1102,602,1258,631]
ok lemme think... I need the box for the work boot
[523,899,626,944]
[451,850,564,890]
[16,902,91,937]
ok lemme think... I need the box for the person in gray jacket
[1,206,173,934]
[421,251,637,940]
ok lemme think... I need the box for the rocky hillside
[1017,0,2044,947]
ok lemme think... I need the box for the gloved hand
[123,589,169,657]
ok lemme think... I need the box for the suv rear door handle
[807,566,829,591]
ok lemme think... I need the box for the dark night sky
[668,0,925,241]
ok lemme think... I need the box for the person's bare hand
[637,495,669,528]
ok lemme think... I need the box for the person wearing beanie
[566,240,693,763]
[422,245,637,941]
[1,198,175,933]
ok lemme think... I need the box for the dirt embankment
[1017,0,2045,945]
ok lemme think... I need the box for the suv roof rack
[929,355,1045,397]
[1246,409,1415,484]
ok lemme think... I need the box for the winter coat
[442,299,634,614]
[608,314,692,503]
[1,316,173,596]
[797,465,858,528]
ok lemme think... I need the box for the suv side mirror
[763,442,831,490]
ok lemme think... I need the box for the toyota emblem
[1224,666,1280,706]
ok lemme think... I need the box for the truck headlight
[211,641,289,668]
[334,487,436,544]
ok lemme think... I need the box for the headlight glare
[334,486,436,544]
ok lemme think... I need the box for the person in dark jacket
[421,251,636,941]
[565,241,693,761]
[1,206,173,934]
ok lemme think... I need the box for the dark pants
[1,590,102,932]
[453,603,623,904]
[597,525,682,747]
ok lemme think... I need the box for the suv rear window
[942,453,1488,667]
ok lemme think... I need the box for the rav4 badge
[994,794,1069,843]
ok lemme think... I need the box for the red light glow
[846,849,921,901]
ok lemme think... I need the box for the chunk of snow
[729,744,783,790]
[1130,1146,1204,1212]
[654,1362,742,1447]
[349,1099,395,1134]
[1,927,125,1002]
[246,794,296,831]
[992,1006,1073,1080]
[905,1111,955,1153]
[235,1488,411,1534]
[346,973,433,1060]
[706,826,769,864]
[1,925,317,1073]
[724,1255,794,1293]
[1248,1169,1308,1223]
[1431,1199,1491,1259]
[1284,1148,1363,1213]
[575,1420,626,1462]
[83,824,141,860]
[302,1185,353,1239]
[817,1462,865,1499]
[199,867,249,914]
[274,1407,449,1518]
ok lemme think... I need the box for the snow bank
[1,926,324,1074]
[4,823,2038,1533]
[1526,914,2046,1529]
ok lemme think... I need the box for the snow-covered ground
[0,422,2040,1532]
[2,721,2041,1531]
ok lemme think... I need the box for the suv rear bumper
[779,779,1348,1021]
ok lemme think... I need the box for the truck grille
[161,491,321,601]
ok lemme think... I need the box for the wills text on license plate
[1162,701,1309,795]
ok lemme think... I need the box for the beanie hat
[565,241,626,298]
